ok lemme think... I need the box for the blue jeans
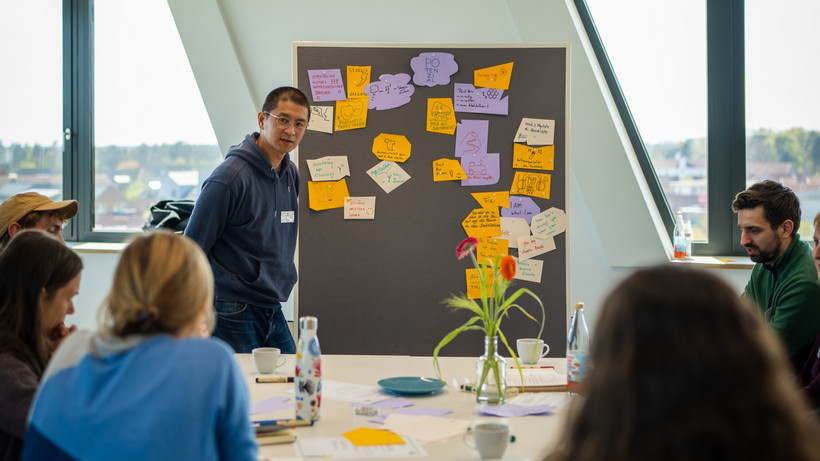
[213,299,295,354]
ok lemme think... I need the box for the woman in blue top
[23,232,257,461]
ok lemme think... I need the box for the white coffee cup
[517,338,550,364]
[252,347,286,374]
[463,422,510,459]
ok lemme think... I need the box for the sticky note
[499,217,530,248]
[461,153,500,186]
[512,143,555,171]
[530,207,568,239]
[346,66,371,99]
[307,69,346,102]
[372,133,411,162]
[344,197,376,220]
[308,179,350,211]
[305,156,349,181]
[364,73,415,110]
[335,97,368,131]
[514,257,544,283]
[517,236,556,261]
[453,83,508,115]
[342,427,405,447]
[474,62,513,90]
[462,208,501,238]
[471,191,510,209]
[307,106,333,134]
[466,267,494,299]
[514,118,556,146]
[426,98,457,134]
[367,161,411,194]
[455,119,489,157]
[477,237,508,265]
[433,158,467,181]
[510,171,551,199]
[501,196,540,224]
[410,52,458,87]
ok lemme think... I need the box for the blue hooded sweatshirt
[185,133,299,306]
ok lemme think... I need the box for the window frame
[574,0,747,256]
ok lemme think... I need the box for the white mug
[517,338,550,364]
[463,422,510,459]
[252,347,286,374]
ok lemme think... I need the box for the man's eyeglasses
[263,112,308,132]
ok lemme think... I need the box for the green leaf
[432,316,484,381]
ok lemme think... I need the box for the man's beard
[747,234,782,264]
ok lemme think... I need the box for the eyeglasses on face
[263,112,308,132]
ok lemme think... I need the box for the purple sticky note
[461,153,500,186]
[308,69,346,102]
[250,396,291,414]
[410,52,459,87]
[501,196,541,224]
[453,83,509,115]
[363,73,415,110]
[455,120,489,158]
[476,404,556,418]
[369,407,454,424]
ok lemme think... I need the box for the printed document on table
[298,436,426,459]
[322,380,388,404]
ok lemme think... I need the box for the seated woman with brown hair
[549,265,820,461]
[0,230,82,461]
[22,232,257,461]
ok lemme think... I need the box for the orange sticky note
[466,267,494,299]
[335,97,368,131]
[433,158,467,181]
[372,133,411,162]
[308,178,350,211]
[474,62,514,90]
[471,191,510,209]
[512,143,555,171]
[477,237,509,265]
[343,427,406,446]
[462,208,501,238]
[510,171,551,199]
[426,98,456,134]
[346,66,371,99]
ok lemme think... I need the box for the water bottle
[683,217,693,258]
[295,316,321,421]
[567,302,590,395]
[673,211,687,260]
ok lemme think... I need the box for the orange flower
[499,254,516,281]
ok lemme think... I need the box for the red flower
[456,237,478,260]
[499,254,516,281]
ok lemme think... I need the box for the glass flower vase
[475,335,507,404]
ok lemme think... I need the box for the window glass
[93,0,220,230]
[585,0,708,241]
[745,0,820,237]
[0,2,63,203]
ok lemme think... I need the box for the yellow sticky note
[512,143,555,171]
[343,427,405,447]
[427,98,456,134]
[477,237,509,265]
[372,133,411,162]
[462,208,501,238]
[474,62,514,90]
[308,178,350,211]
[510,171,551,199]
[466,267,494,299]
[433,158,467,181]
[471,191,510,209]
[347,66,371,99]
[335,97,368,132]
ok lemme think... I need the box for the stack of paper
[506,367,567,392]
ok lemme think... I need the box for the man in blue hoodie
[185,87,310,353]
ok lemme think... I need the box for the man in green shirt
[732,180,820,371]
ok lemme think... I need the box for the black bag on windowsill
[142,200,195,233]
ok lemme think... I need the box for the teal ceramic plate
[377,376,445,395]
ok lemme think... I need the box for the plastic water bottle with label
[567,302,590,395]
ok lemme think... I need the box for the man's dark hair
[262,86,311,121]
[731,180,801,237]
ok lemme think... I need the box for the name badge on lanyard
[281,211,295,223]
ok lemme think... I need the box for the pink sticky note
[455,120,489,158]
[460,153,500,186]
[308,69,346,102]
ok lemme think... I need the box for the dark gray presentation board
[294,43,568,357]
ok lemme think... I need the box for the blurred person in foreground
[732,180,820,372]
[0,192,78,253]
[22,232,256,461]
[0,231,82,461]
[798,211,820,410]
[548,265,820,461]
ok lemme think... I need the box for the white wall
[70,0,753,341]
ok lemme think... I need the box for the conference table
[234,353,572,461]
